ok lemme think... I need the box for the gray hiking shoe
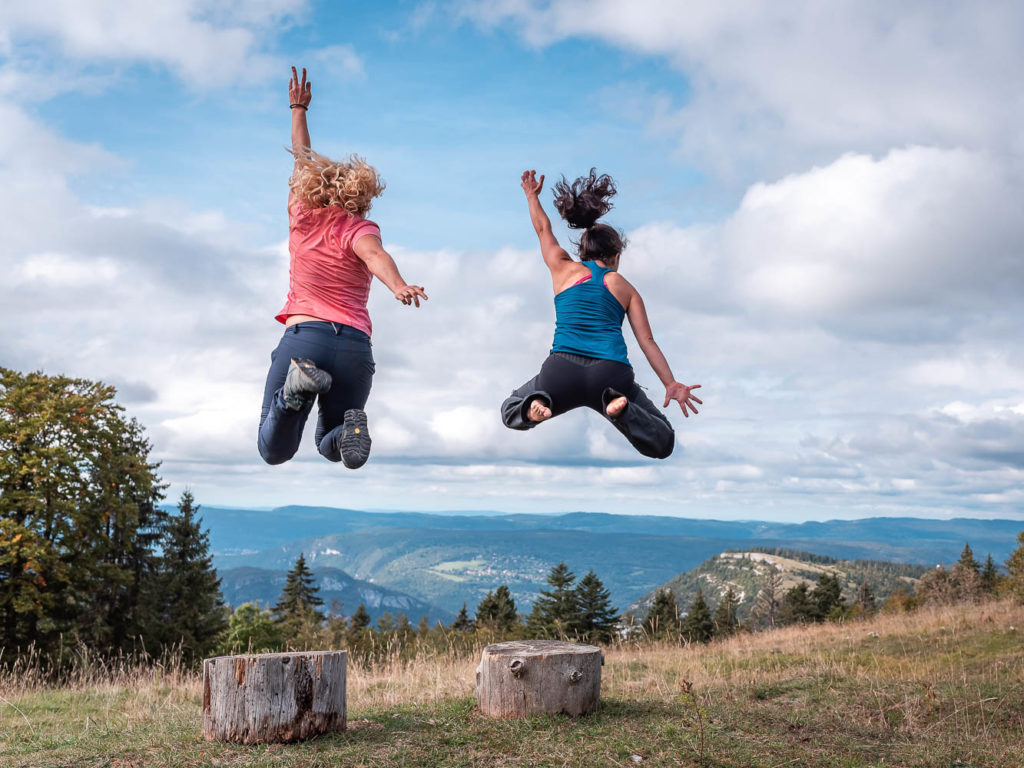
[282,358,332,411]
[340,409,371,469]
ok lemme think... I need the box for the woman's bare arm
[521,170,573,283]
[289,66,312,160]
[353,235,428,307]
[625,287,703,416]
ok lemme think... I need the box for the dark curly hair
[552,168,627,262]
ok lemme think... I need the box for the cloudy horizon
[2,1,1022,521]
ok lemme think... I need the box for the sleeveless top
[550,261,630,366]
[276,192,381,337]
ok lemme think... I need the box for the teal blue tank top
[550,261,630,366]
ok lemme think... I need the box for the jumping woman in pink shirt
[258,67,427,468]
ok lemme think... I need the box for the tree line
[0,368,225,665]
[5,367,1024,670]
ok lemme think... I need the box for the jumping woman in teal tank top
[501,169,702,458]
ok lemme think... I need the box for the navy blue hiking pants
[501,352,675,459]
[258,321,375,464]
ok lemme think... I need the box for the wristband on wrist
[290,103,308,110]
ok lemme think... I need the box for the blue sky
[2,1,1023,521]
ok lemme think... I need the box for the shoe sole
[340,409,371,469]
[291,358,332,393]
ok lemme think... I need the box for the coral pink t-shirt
[275,193,381,336]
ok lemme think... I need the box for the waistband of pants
[287,320,370,342]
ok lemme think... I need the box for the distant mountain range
[218,566,453,625]
[626,548,929,620]
[195,505,1022,614]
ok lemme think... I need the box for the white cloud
[0,0,308,87]
[459,0,1024,176]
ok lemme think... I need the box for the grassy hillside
[3,600,1022,767]
[627,548,928,619]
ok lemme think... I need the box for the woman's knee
[258,442,298,465]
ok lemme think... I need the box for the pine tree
[152,490,226,661]
[451,603,474,632]
[980,554,1001,595]
[957,542,981,574]
[778,583,814,625]
[644,588,679,639]
[528,563,580,638]
[575,571,619,643]
[810,572,845,621]
[1006,531,1024,603]
[345,604,371,649]
[682,589,714,643]
[476,585,518,633]
[273,553,324,636]
[712,586,740,637]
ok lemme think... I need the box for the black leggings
[501,352,675,459]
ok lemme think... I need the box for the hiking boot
[281,358,332,411]
[340,408,371,469]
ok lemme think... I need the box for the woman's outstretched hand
[521,170,545,198]
[665,382,702,417]
[394,285,428,307]
[290,66,311,108]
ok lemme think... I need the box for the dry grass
[2,600,1022,767]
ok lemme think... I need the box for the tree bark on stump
[202,650,347,743]
[476,640,603,718]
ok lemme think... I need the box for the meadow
[2,600,1022,768]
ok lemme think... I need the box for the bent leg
[500,374,552,431]
[258,341,312,465]
[314,327,375,463]
[603,384,676,459]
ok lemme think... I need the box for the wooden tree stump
[476,640,603,718]
[202,650,346,743]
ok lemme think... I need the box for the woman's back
[551,260,630,366]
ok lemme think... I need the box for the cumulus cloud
[0,0,307,87]
[458,0,1024,176]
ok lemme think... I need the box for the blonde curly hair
[289,149,385,217]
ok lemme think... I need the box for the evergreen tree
[778,583,815,625]
[273,554,323,620]
[345,604,371,648]
[451,603,474,632]
[682,589,715,643]
[644,588,680,638]
[575,571,619,643]
[980,554,1001,595]
[957,542,981,574]
[712,586,740,637]
[152,490,226,661]
[528,563,580,638]
[475,585,518,633]
[274,554,324,644]
[810,571,846,620]
[1006,531,1024,603]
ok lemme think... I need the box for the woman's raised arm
[521,170,572,277]
[289,66,312,159]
